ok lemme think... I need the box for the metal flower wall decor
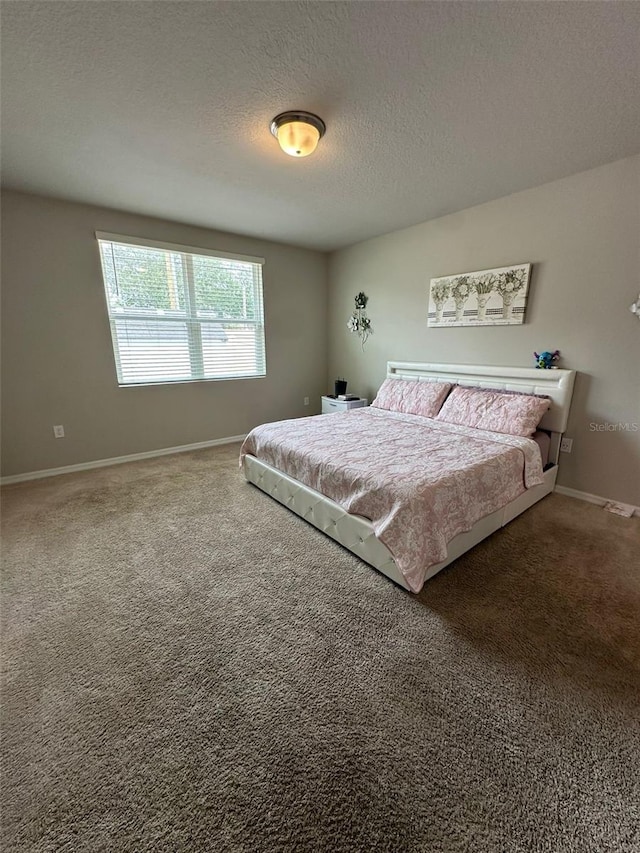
[347,291,372,349]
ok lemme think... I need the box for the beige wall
[328,156,640,505]
[1,191,327,476]
[4,159,639,501]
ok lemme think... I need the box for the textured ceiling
[2,1,639,251]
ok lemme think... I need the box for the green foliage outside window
[101,244,256,319]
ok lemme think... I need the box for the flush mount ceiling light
[270,111,326,158]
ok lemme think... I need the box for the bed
[241,362,576,592]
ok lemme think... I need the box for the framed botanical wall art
[428,263,532,327]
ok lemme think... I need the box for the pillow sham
[371,378,452,418]
[435,385,550,436]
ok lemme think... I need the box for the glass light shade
[270,111,325,158]
[276,120,320,157]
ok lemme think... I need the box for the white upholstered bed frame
[243,362,576,592]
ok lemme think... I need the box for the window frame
[96,232,266,387]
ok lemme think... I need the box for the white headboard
[387,361,576,434]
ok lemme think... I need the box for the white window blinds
[96,233,266,386]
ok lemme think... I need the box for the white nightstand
[321,396,368,414]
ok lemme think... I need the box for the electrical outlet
[53,425,65,439]
[303,397,309,406]
[560,437,573,453]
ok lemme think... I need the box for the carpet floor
[1,443,639,852]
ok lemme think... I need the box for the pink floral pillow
[372,378,452,418]
[436,385,550,436]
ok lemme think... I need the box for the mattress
[241,408,544,592]
[532,429,551,468]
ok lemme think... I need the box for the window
[96,233,266,386]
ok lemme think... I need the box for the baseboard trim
[0,435,246,485]
[5,449,637,513]
[554,485,639,517]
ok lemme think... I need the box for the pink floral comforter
[240,407,544,592]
